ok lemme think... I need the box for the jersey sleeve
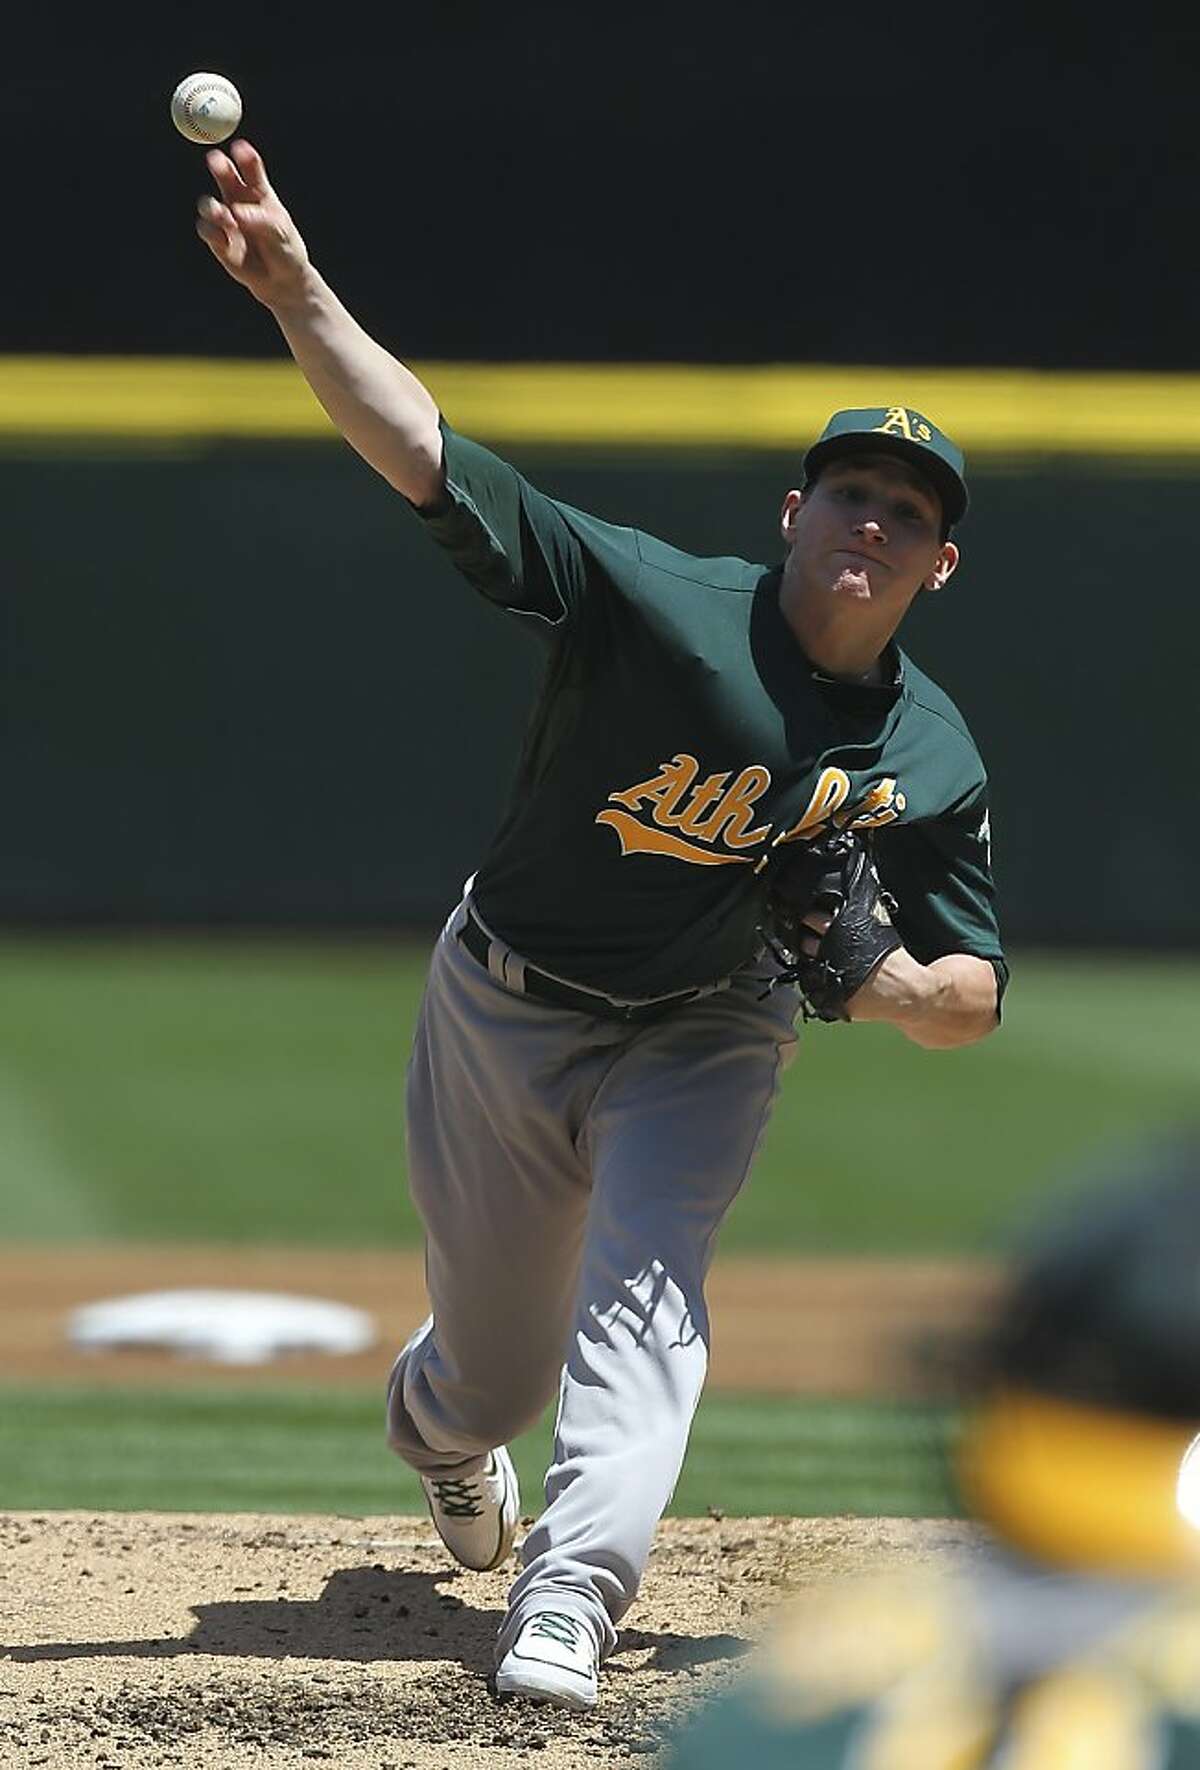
[875,786,1009,999]
[411,420,637,625]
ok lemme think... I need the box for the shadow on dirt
[4,1561,750,1684]
[613,1626,750,1675]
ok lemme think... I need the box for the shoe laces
[528,1612,587,1653]
[427,1474,485,1520]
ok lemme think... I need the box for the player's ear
[924,539,959,592]
[780,488,806,546]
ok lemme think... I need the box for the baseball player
[665,1143,1200,1769]
[195,140,1007,1711]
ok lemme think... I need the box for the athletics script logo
[596,756,906,867]
[872,406,935,444]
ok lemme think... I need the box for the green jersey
[415,424,1005,999]
[664,1566,1200,1770]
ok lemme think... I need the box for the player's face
[777,456,959,678]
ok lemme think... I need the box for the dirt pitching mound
[0,1511,978,1768]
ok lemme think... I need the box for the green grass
[0,1385,956,1518]
[0,938,1194,1251]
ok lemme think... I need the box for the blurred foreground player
[193,139,1007,1709]
[666,1141,1200,1768]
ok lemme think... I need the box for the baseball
[170,72,243,145]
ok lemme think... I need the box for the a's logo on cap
[873,406,934,444]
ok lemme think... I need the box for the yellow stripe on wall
[4,356,1200,455]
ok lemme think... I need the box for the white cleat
[495,1610,600,1710]
[420,1447,519,1572]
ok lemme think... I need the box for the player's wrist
[846,947,933,1023]
[263,261,324,321]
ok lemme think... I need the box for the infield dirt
[0,1509,979,1769]
[0,1248,993,1765]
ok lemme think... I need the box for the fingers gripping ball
[171,73,243,145]
[761,828,902,1022]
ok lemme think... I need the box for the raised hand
[194,140,311,309]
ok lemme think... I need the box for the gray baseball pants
[386,896,799,1662]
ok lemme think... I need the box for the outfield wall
[2,366,1193,944]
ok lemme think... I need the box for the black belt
[456,909,709,1024]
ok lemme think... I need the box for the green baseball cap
[803,405,968,530]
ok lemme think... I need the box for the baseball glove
[760,827,902,1022]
